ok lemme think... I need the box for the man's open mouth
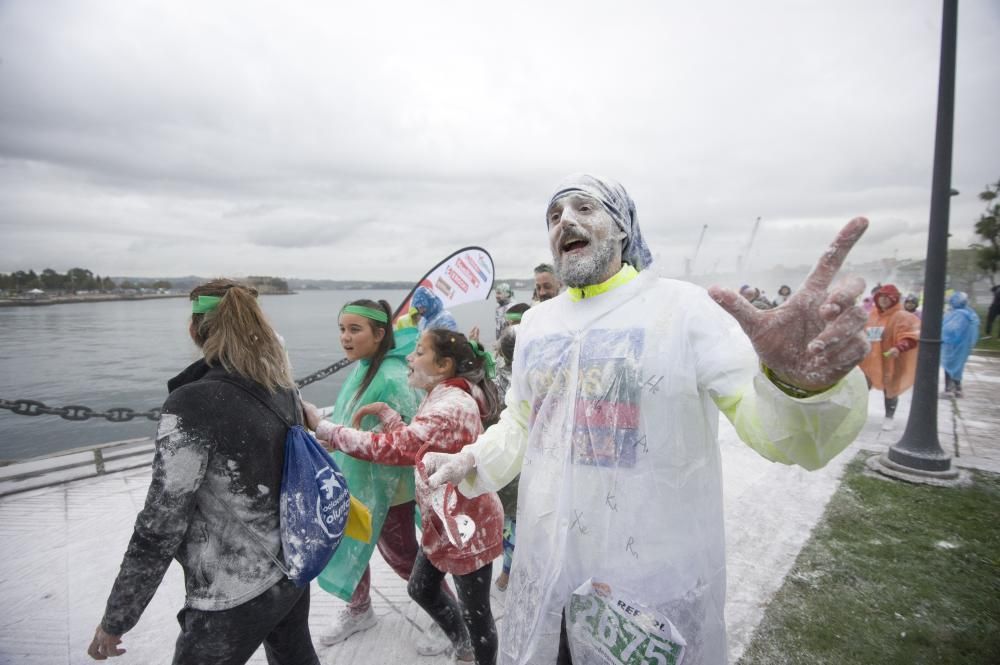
[561,238,590,254]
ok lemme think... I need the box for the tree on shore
[947,248,986,301]
[0,268,117,294]
[971,179,1000,286]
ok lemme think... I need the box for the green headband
[341,304,389,324]
[504,312,522,323]
[468,339,496,380]
[192,295,221,314]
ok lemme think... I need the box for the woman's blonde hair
[189,279,294,392]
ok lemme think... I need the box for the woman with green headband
[305,328,503,665]
[314,299,449,653]
[89,279,320,665]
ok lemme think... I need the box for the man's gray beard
[555,237,618,288]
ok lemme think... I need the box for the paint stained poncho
[456,268,868,665]
[100,361,296,635]
[317,378,503,576]
[941,292,980,382]
[316,327,423,601]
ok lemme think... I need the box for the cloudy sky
[1,0,998,283]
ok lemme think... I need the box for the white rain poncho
[458,268,868,665]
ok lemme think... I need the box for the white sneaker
[881,417,895,431]
[319,607,377,646]
[416,622,453,657]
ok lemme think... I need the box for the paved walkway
[1,354,996,665]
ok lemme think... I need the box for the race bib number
[567,579,685,665]
[865,326,884,343]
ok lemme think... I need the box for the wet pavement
[1,354,996,665]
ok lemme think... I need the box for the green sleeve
[713,367,868,471]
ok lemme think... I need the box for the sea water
[0,290,496,461]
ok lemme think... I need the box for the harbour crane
[739,216,762,274]
[685,224,709,277]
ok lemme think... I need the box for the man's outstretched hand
[422,450,476,489]
[708,217,871,393]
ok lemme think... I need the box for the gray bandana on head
[546,174,654,271]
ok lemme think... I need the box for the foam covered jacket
[316,378,502,576]
[100,359,297,635]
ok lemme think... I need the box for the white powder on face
[556,229,621,287]
[408,368,438,391]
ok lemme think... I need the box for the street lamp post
[886,0,958,474]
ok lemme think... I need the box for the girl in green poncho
[317,299,431,646]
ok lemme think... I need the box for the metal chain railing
[0,358,356,423]
[0,399,162,422]
[294,357,354,389]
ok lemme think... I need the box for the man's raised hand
[708,217,871,392]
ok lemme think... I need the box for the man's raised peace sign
[708,217,871,393]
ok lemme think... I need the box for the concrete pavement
[1,354,996,665]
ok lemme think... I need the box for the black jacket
[101,360,300,635]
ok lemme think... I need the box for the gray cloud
[247,216,375,249]
[1,0,998,283]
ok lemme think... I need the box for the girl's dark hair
[190,279,294,393]
[343,299,395,406]
[424,328,501,427]
[498,325,518,365]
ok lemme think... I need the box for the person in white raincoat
[424,174,872,665]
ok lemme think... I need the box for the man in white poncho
[425,174,871,665]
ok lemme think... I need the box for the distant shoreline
[0,286,452,308]
[0,293,190,307]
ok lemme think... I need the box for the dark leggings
[885,395,899,418]
[172,576,319,665]
[866,375,900,418]
[557,611,573,664]
[945,372,962,393]
[408,549,497,665]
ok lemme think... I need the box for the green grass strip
[974,305,1000,351]
[739,452,1000,665]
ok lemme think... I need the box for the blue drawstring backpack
[279,424,351,585]
[210,379,351,587]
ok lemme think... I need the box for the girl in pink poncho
[306,329,503,665]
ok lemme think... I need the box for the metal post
[887,0,958,472]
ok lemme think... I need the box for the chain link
[295,357,354,388]
[1,358,354,422]
[0,398,163,423]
